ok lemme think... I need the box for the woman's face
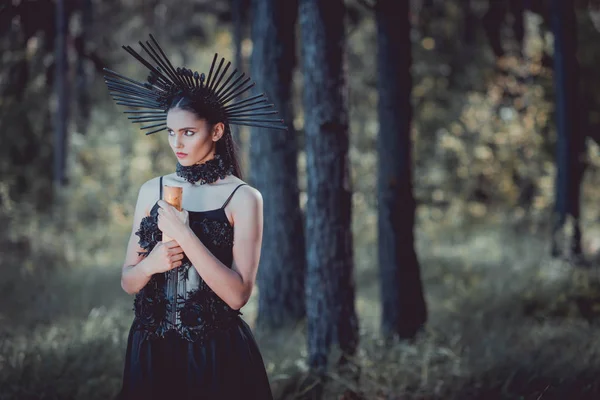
[166,108,223,166]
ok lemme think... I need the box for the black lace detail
[135,205,191,264]
[133,281,170,334]
[195,217,234,248]
[176,154,233,185]
[131,201,240,343]
[135,210,161,257]
[178,284,242,342]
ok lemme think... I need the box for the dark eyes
[168,130,195,136]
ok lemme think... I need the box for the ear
[212,122,225,142]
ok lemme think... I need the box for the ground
[1,220,600,400]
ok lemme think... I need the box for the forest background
[2,0,600,399]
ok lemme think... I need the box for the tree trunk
[509,0,525,55]
[231,0,248,174]
[299,0,359,373]
[550,0,585,260]
[54,0,69,188]
[376,0,427,340]
[463,0,475,45]
[482,1,507,58]
[75,0,92,135]
[250,0,306,330]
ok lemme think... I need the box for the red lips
[176,152,187,158]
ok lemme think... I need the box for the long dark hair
[168,94,243,179]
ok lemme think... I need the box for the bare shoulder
[229,181,263,214]
[139,176,161,198]
[136,176,162,213]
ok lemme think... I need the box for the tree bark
[550,0,585,260]
[463,0,475,45]
[299,0,359,373]
[376,0,427,339]
[75,0,92,135]
[231,0,247,173]
[250,0,306,330]
[54,0,69,188]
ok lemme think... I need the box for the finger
[158,200,174,212]
[171,261,182,269]
[168,247,183,256]
[171,253,185,261]
[164,240,180,249]
[166,245,183,256]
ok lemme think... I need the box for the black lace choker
[176,154,234,185]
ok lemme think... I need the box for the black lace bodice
[133,197,242,343]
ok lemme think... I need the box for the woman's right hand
[144,240,185,275]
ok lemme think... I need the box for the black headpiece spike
[228,111,279,118]
[148,34,187,87]
[211,61,231,94]
[217,75,250,103]
[223,94,268,111]
[121,45,171,85]
[104,35,287,134]
[204,53,218,89]
[220,82,256,105]
[144,125,168,135]
[214,68,238,98]
[139,41,181,86]
[124,110,166,114]
[227,104,274,114]
[186,69,195,87]
[131,118,167,124]
[104,69,164,92]
[208,58,225,91]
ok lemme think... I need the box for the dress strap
[221,183,247,209]
[159,176,163,200]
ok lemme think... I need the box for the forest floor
[1,220,600,400]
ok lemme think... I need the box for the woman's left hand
[157,200,190,242]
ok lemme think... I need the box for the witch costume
[104,35,286,400]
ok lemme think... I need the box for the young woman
[105,35,287,400]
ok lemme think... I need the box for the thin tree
[299,0,359,373]
[550,0,586,261]
[75,0,92,135]
[54,0,69,188]
[231,0,248,168]
[376,0,427,339]
[250,0,306,329]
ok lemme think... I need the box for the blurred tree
[463,0,476,45]
[299,0,359,375]
[231,0,249,74]
[55,0,69,188]
[75,0,93,135]
[231,0,249,168]
[482,0,525,59]
[0,0,104,204]
[550,0,586,261]
[249,0,306,330]
[376,0,427,339]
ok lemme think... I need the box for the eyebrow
[166,127,197,131]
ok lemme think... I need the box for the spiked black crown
[103,34,287,134]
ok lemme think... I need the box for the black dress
[118,177,273,400]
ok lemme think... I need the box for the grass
[1,217,600,400]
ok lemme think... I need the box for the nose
[172,134,183,149]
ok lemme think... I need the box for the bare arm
[176,186,264,309]
[121,178,157,295]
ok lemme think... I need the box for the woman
[104,35,287,399]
